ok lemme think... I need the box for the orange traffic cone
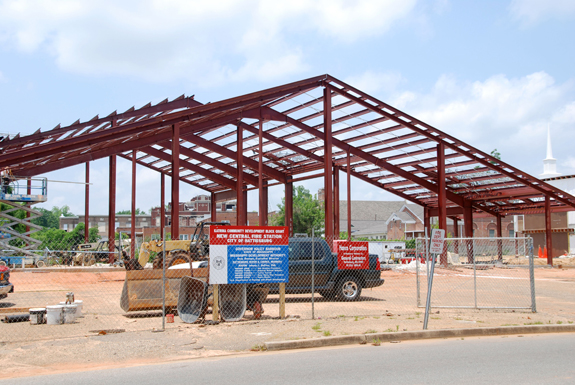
[538,246,543,258]
[543,246,548,260]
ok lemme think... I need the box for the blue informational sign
[209,226,290,284]
[227,245,289,284]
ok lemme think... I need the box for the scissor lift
[0,175,47,265]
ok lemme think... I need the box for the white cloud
[345,71,405,96]
[0,0,417,86]
[371,71,575,177]
[509,0,575,25]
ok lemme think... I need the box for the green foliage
[31,205,75,229]
[116,208,147,215]
[490,148,501,161]
[31,223,100,250]
[271,186,324,236]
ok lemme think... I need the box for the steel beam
[496,214,503,262]
[236,125,245,226]
[171,123,180,240]
[108,154,116,262]
[324,88,334,242]
[131,150,136,259]
[347,152,351,240]
[85,162,90,242]
[211,192,217,222]
[285,181,293,236]
[161,173,165,239]
[545,196,553,266]
[333,165,340,239]
[259,120,266,226]
[463,201,473,264]
[437,143,447,266]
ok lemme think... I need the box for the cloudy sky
[1,0,575,216]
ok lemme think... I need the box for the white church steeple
[540,124,561,178]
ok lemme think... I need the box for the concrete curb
[264,324,575,351]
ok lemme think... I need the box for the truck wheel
[336,276,362,301]
[35,260,46,268]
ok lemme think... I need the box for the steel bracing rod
[116,153,220,193]
[324,79,575,209]
[0,96,200,151]
[13,110,260,177]
[0,76,326,167]
[259,106,467,207]
[147,140,261,187]
[141,146,237,190]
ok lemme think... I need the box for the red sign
[334,240,369,270]
[210,226,289,245]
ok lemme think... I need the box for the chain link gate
[415,237,536,311]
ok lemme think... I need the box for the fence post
[311,229,315,320]
[529,238,537,313]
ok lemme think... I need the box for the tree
[116,208,147,215]
[32,205,75,229]
[271,185,324,236]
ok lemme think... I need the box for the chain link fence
[1,226,540,343]
[415,237,536,311]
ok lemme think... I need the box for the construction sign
[429,229,446,254]
[333,240,369,270]
[208,226,289,284]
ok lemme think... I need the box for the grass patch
[323,330,332,336]
[312,322,322,331]
[568,321,573,324]
[431,317,441,320]
[372,338,381,346]
[250,344,267,351]
[365,329,377,334]
[384,328,395,332]
[524,321,544,325]
[407,317,414,320]
[557,321,563,324]
[501,324,519,326]
[373,316,380,319]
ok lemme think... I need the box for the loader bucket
[219,284,246,322]
[120,268,207,312]
[177,276,209,324]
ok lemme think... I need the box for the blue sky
[1,0,575,216]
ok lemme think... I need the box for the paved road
[3,334,574,384]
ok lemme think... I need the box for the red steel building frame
[2,75,575,265]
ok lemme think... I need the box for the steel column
[545,195,553,265]
[171,123,180,240]
[259,120,266,227]
[285,181,293,236]
[424,207,430,234]
[496,214,503,261]
[108,155,116,262]
[463,202,474,263]
[323,87,333,242]
[210,192,217,222]
[347,151,351,240]
[333,165,340,239]
[85,162,90,242]
[25,179,31,244]
[160,173,165,239]
[237,125,245,226]
[437,143,447,265]
[131,150,136,259]
[452,216,459,254]
[262,185,268,226]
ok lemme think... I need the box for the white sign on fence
[429,229,445,254]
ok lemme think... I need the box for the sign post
[423,228,445,330]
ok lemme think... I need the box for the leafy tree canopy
[31,205,75,229]
[271,185,324,236]
[116,208,147,215]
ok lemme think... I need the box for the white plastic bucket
[62,304,78,324]
[46,305,64,325]
[74,300,83,317]
[29,308,46,325]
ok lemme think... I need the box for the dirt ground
[1,265,574,379]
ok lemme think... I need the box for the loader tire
[166,252,190,268]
